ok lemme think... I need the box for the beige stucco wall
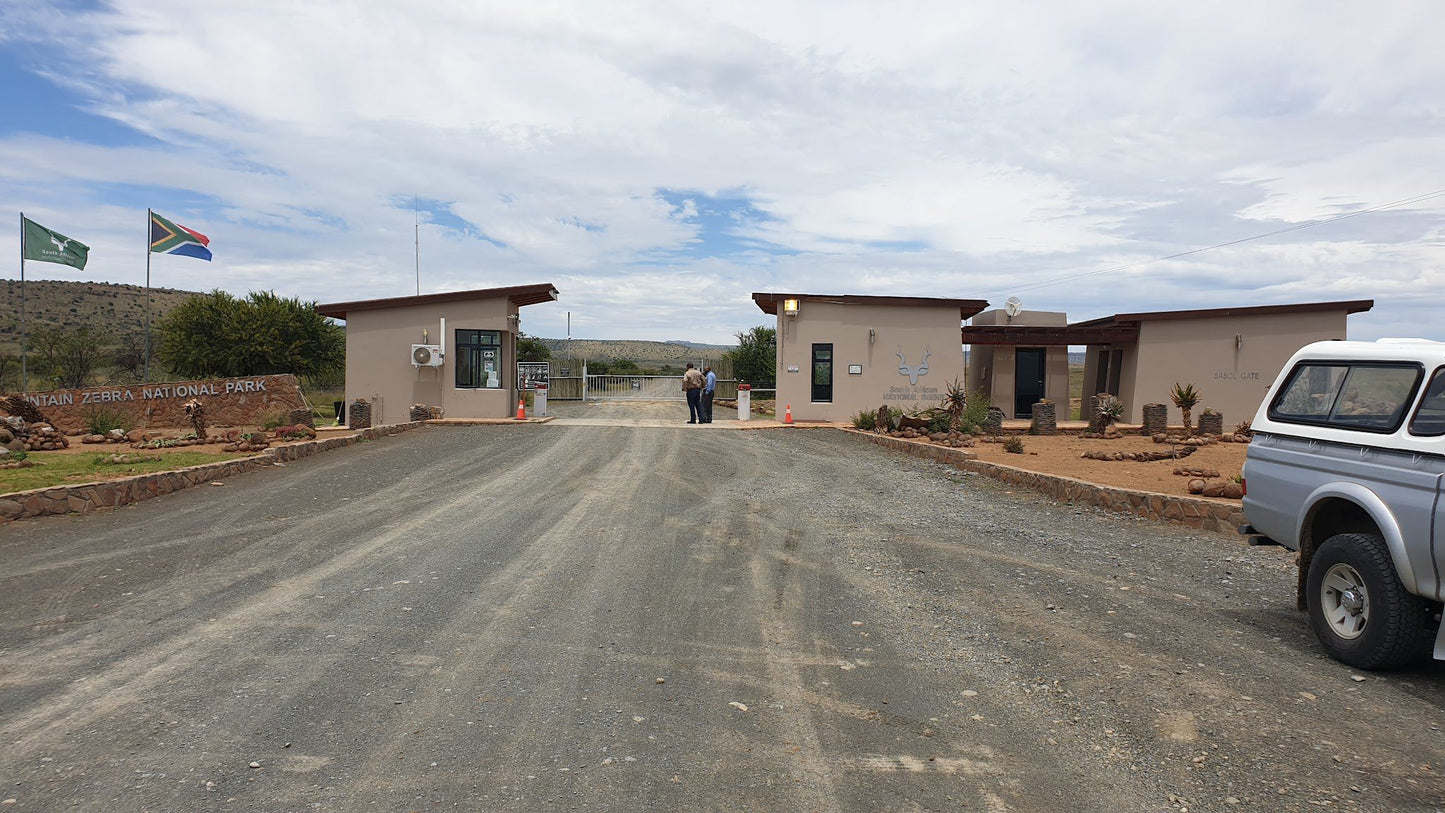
[1126,310,1349,426]
[341,297,519,424]
[774,301,965,422]
[966,309,1071,418]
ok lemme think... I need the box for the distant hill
[538,338,734,367]
[0,279,200,353]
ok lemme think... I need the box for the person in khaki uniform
[682,363,705,423]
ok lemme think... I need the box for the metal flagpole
[414,194,420,296]
[18,212,26,392]
[143,208,152,383]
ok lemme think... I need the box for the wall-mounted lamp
[869,328,875,344]
[782,298,800,317]
[1235,334,1243,349]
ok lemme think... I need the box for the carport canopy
[960,324,1140,345]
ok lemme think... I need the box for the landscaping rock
[349,399,372,429]
[1029,401,1057,436]
[1083,446,1196,462]
[1198,411,1224,436]
[983,406,1004,434]
[1141,403,1168,435]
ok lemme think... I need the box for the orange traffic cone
[784,404,793,424]
[516,399,526,420]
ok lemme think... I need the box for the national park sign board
[18,375,307,433]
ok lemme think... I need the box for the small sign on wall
[787,364,800,373]
[848,364,863,375]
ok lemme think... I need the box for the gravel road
[1,408,1443,812]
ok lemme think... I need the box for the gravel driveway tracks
[0,418,1442,812]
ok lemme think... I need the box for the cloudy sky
[2,1,1443,344]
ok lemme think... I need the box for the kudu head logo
[897,346,931,385]
[50,235,69,253]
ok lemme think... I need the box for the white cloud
[0,0,1443,342]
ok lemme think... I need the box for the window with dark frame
[455,329,503,389]
[811,343,833,403]
[1268,361,1422,433]
[1409,367,1445,437]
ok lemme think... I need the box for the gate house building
[316,283,559,424]
[754,292,988,423]
[760,292,1372,426]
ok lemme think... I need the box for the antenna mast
[414,194,420,296]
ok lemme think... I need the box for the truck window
[1409,367,1445,437]
[1269,362,1421,433]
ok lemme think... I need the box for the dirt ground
[964,431,1249,498]
[5,422,1442,811]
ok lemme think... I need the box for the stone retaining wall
[0,422,424,524]
[842,428,1246,533]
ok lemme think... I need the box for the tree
[0,351,16,391]
[724,325,776,387]
[111,334,147,382]
[30,326,106,389]
[609,358,641,375]
[1170,382,1201,432]
[156,290,345,380]
[516,333,551,363]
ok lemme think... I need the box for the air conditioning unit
[411,344,444,367]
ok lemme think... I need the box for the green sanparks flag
[22,216,90,270]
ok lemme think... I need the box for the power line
[980,188,1445,297]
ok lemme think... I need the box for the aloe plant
[1170,382,1201,432]
[1097,394,1125,426]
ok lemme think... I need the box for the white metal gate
[585,375,684,400]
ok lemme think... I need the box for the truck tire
[1306,533,1427,669]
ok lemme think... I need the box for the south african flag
[149,211,212,261]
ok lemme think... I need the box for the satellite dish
[1004,296,1023,318]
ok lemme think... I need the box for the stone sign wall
[16,375,307,432]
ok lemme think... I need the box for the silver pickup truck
[1242,339,1445,669]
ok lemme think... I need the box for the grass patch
[0,451,253,495]
[305,387,345,427]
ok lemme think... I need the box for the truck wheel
[1307,533,1427,669]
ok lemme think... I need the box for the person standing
[701,366,717,423]
[682,363,705,423]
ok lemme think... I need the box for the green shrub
[926,411,952,433]
[1097,394,1125,425]
[961,389,990,432]
[84,406,130,435]
[260,409,289,430]
[852,410,877,431]
[1003,436,1025,454]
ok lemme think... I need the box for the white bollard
[534,384,548,417]
[737,384,751,421]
